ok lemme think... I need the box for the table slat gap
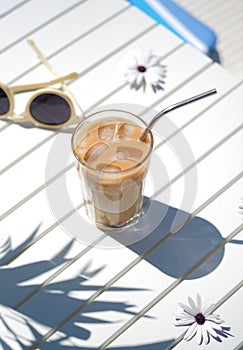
[27,173,243,350]
[153,78,243,151]
[1,121,240,242]
[147,60,214,114]
[0,49,214,218]
[1,203,84,267]
[0,38,182,168]
[0,2,241,348]
[0,131,57,176]
[0,162,74,222]
[0,0,89,54]
[0,121,13,133]
[99,226,243,349]
[154,125,242,199]
[6,3,141,86]
[0,0,31,20]
[13,224,107,309]
[0,99,241,263]
[85,41,185,113]
[233,340,243,350]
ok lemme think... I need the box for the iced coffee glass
[71,109,153,230]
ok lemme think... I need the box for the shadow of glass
[113,198,224,279]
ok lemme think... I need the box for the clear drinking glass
[71,109,153,231]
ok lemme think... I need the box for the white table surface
[0,1,242,349]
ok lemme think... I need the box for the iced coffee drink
[71,110,153,230]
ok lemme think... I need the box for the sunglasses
[0,39,83,129]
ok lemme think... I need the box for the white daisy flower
[174,293,225,345]
[123,49,166,92]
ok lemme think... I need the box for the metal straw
[140,88,217,141]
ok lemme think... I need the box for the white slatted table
[0,1,242,349]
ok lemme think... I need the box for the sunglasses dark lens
[30,93,71,125]
[0,88,10,115]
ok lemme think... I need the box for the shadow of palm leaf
[0,223,42,266]
[41,339,175,350]
[0,228,148,348]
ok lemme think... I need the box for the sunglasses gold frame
[0,39,83,129]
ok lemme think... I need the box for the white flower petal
[122,49,166,92]
[196,293,202,311]
[143,49,153,65]
[206,314,224,324]
[136,49,148,65]
[175,294,227,345]
[184,322,198,341]
[204,322,219,338]
[145,70,163,86]
[174,311,189,318]
[144,75,155,86]
[130,79,138,90]
[147,54,162,66]
[136,74,145,88]
[175,314,194,321]
[196,325,203,345]
[125,72,138,84]
[123,53,137,69]
[207,320,223,331]
[203,302,215,315]
[126,62,137,70]
[188,296,199,313]
[121,49,166,92]
[208,312,220,318]
[202,325,210,345]
[147,65,164,76]
[174,318,194,326]
[179,302,195,316]
[154,67,166,78]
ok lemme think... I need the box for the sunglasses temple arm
[27,38,84,117]
[27,38,57,76]
[10,72,79,93]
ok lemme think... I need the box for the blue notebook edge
[127,0,217,55]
